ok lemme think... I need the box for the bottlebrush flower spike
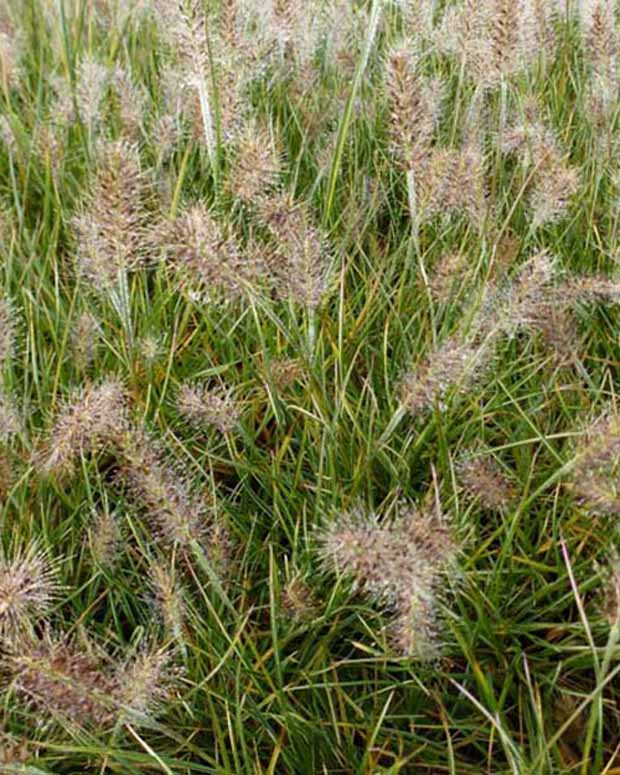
[567,407,620,516]
[115,641,178,720]
[149,563,186,642]
[116,426,213,550]
[70,310,101,372]
[153,0,216,159]
[72,140,153,287]
[399,337,494,415]
[0,12,22,90]
[38,378,128,478]
[177,381,241,435]
[579,0,619,120]
[7,630,118,728]
[456,448,516,511]
[258,191,333,310]
[0,543,59,639]
[75,56,109,129]
[0,391,20,443]
[227,118,283,204]
[158,203,266,304]
[318,501,459,658]
[86,508,122,569]
[0,297,14,367]
[385,44,442,172]
[478,249,558,338]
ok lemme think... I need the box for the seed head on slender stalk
[385,44,442,173]
[149,563,186,642]
[258,190,333,310]
[0,12,22,90]
[38,378,128,478]
[177,381,241,435]
[227,118,283,204]
[567,407,620,516]
[7,630,118,728]
[72,140,153,288]
[70,311,101,372]
[116,425,214,551]
[115,641,178,720]
[153,0,217,160]
[0,392,20,443]
[0,543,59,639]
[158,203,266,303]
[0,297,13,367]
[319,501,459,658]
[456,448,516,511]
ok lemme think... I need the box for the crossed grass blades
[2,0,620,772]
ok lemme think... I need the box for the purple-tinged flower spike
[0,543,59,639]
[116,425,214,551]
[568,408,620,517]
[158,203,266,304]
[38,378,128,478]
[72,140,153,288]
[115,640,179,721]
[318,501,459,659]
[7,630,118,728]
[456,448,516,512]
[177,381,241,435]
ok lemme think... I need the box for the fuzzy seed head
[40,378,128,478]
[116,643,177,720]
[150,564,186,641]
[457,450,516,511]
[0,392,20,444]
[8,632,117,727]
[568,408,620,516]
[385,44,441,171]
[400,338,493,415]
[177,382,241,434]
[0,297,13,366]
[70,311,101,372]
[75,56,109,127]
[259,191,332,310]
[159,204,266,303]
[318,502,459,658]
[87,509,122,569]
[0,544,58,639]
[73,140,152,287]
[228,119,282,203]
[117,426,212,549]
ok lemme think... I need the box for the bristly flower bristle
[318,502,459,658]
[177,381,241,435]
[149,563,186,642]
[0,543,59,639]
[0,12,22,90]
[399,337,493,415]
[86,508,122,569]
[0,391,20,443]
[228,118,283,203]
[72,140,153,287]
[115,641,178,720]
[568,407,620,516]
[0,296,14,367]
[385,44,441,172]
[116,426,213,550]
[7,631,118,728]
[70,310,101,372]
[39,378,128,477]
[456,449,516,511]
[258,191,333,310]
[158,203,266,303]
